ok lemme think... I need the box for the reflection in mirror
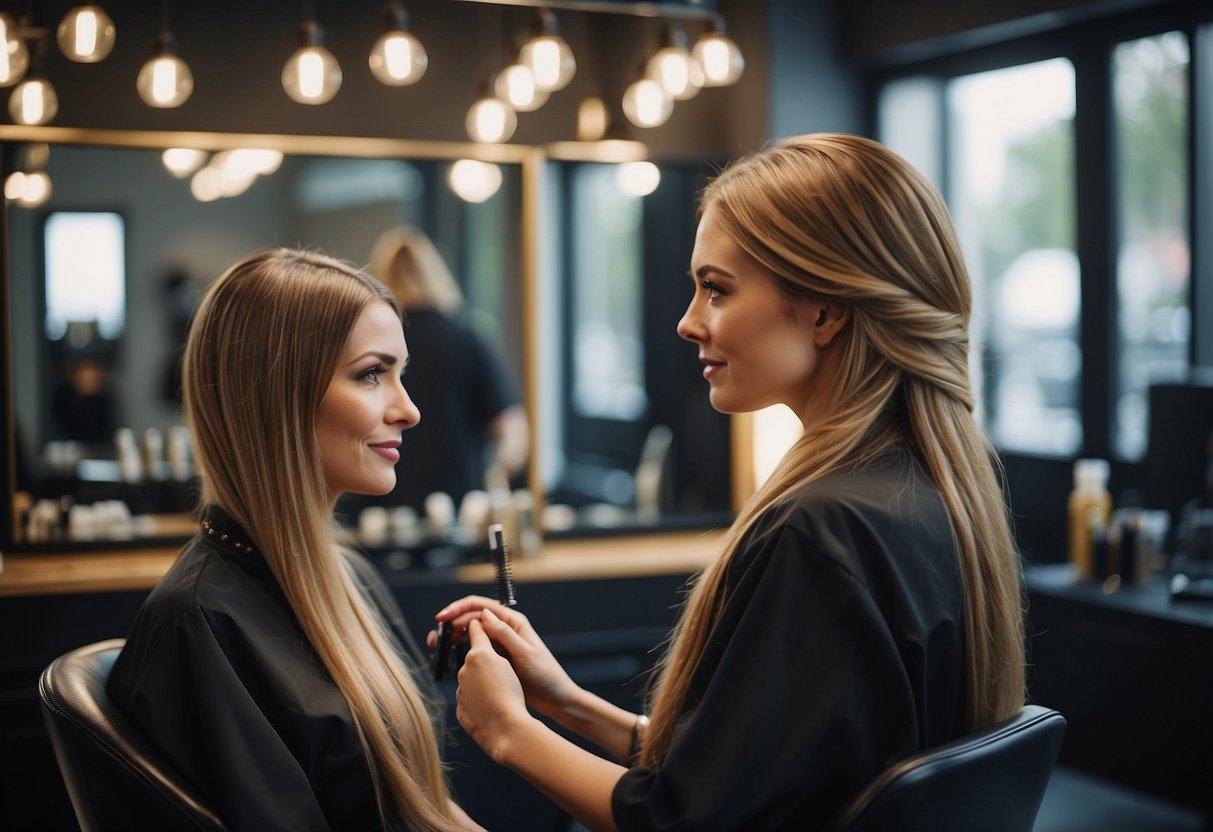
[4,135,526,553]
[538,158,733,535]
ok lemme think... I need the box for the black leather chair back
[39,638,226,832]
[825,704,1066,832]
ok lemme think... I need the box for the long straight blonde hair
[640,135,1026,767]
[183,248,462,831]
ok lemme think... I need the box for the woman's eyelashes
[700,278,724,299]
[356,364,389,385]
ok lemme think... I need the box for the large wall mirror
[1,128,734,558]
[1,127,533,554]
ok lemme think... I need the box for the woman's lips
[370,440,400,461]
[700,358,725,379]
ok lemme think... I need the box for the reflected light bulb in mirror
[57,4,116,63]
[282,22,341,104]
[448,159,503,203]
[576,96,607,141]
[137,37,193,108]
[9,76,59,125]
[5,170,52,206]
[615,161,660,197]
[519,11,574,93]
[0,13,29,86]
[494,63,547,112]
[369,4,427,85]
[227,148,284,177]
[162,147,207,177]
[622,77,671,128]
[692,24,744,87]
[466,94,517,143]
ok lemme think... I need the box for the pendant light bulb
[57,4,116,63]
[466,90,517,143]
[622,75,671,128]
[519,10,575,93]
[646,28,701,101]
[692,21,744,87]
[369,3,427,86]
[0,13,29,86]
[282,21,342,105]
[495,63,547,112]
[137,34,193,108]
[9,75,59,125]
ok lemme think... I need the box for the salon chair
[39,638,226,831]
[825,704,1066,832]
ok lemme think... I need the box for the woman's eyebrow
[346,351,399,367]
[694,264,737,280]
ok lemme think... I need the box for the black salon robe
[613,448,969,830]
[107,506,443,832]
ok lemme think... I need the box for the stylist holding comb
[433,134,1026,831]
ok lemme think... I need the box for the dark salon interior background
[2,0,1212,829]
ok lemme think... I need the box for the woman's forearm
[549,686,643,763]
[497,717,625,832]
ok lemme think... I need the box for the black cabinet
[1024,564,1213,822]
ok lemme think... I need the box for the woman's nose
[391,385,421,430]
[677,299,704,344]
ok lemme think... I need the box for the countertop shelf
[0,527,724,597]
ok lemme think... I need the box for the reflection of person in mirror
[358,226,528,514]
[437,135,1027,829]
[51,355,116,445]
[108,249,484,831]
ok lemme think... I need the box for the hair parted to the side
[183,248,462,832]
[369,226,464,314]
[640,134,1026,767]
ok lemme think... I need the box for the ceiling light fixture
[0,13,29,86]
[56,4,115,63]
[369,2,427,86]
[466,83,517,143]
[519,9,574,93]
[692,18,744,87]
[282,17,342,104]
[622,67,671,129]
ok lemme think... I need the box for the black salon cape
[613,448,968,830]
[107,506,443,832]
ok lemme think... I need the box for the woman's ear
[812,301,850,350]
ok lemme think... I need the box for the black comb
[488,523,517,608]
[432,524,518,680]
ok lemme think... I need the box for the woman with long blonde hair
[109,248,482,831]
[438,134,1026,830]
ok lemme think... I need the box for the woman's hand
[455,612,535,763]
[433,596,579,719]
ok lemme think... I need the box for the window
[947,59,1080,455]
[44,211,125,342]
[1112,31,1191,460]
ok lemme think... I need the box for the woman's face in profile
[677,204,823,418]
[315,300,420,501]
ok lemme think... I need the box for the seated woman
[438,134,1027,830]
[108,249,481,831]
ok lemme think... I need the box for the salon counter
[0,527,723,598]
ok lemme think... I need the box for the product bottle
[1068,458,1112,578]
